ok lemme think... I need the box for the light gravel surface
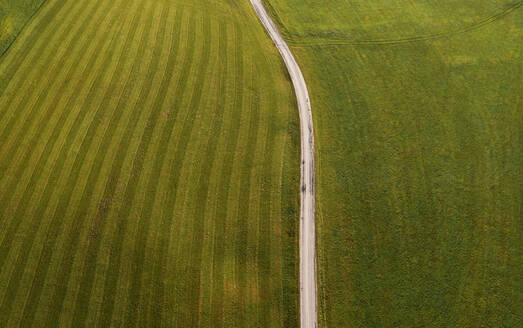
[249,1,317,327]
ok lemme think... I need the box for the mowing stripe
[0,0,94,175]
[96,11,193,327]
[0,0,125,275]
[0,0,93,135]
[208,21,245,327]
[248,22,287,324]
[142,23,183,318]
[0,0,47,58]
[90,8,182,327]
[126,14,180,321]
[10,1,147,325]
[0,0,63,62]
[96,10,196,327]
[41,2,155,325]
[66,4,170,326]
[186,18,226,327]
[236,9,298,325]
[247,27,287,326]
[171,15,212,327]
[0,0,123,246]
[0,0,133,262]
[121,6,183,327]
[140,13,198,327]
[142,14,210,327]
[0,0,96,164]
[0,3,130,325]
[235,64,262,327]
[257,72,277,328]
[141,16,218,325]
[140,14,210,326]
[66,4,168,325]
[0,0,301,326]
[198,19,227,328]
[0,0,76,97]
[93,6,180,325]
[233,27,281,325]
[0,0,105,187]
[192,18,225,324]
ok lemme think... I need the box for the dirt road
[249,1,317,327]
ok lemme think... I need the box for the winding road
[249,1,317,327]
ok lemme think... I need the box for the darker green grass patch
[267,0,522,327]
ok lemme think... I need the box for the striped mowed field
[0,0,300,326]
[0,0,47,55]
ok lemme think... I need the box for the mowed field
[0,0,46,55]
[0,0,300,326]
[265,0,522,327]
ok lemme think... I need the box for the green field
[0,0,46,55]
[265,0,522,327]
[0,0,300,326]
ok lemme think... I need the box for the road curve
[249,1,317,327]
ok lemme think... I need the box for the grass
[0,0,46,55]
[0,0,300,326]
[265,0,522,327]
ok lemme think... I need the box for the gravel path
[249,1,317,327]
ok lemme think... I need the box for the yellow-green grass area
[265,0,522,327]
[0,0,46,55]
[0,0,300,326]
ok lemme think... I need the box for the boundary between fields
[249,1,317,327]
[0,0,49,58]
